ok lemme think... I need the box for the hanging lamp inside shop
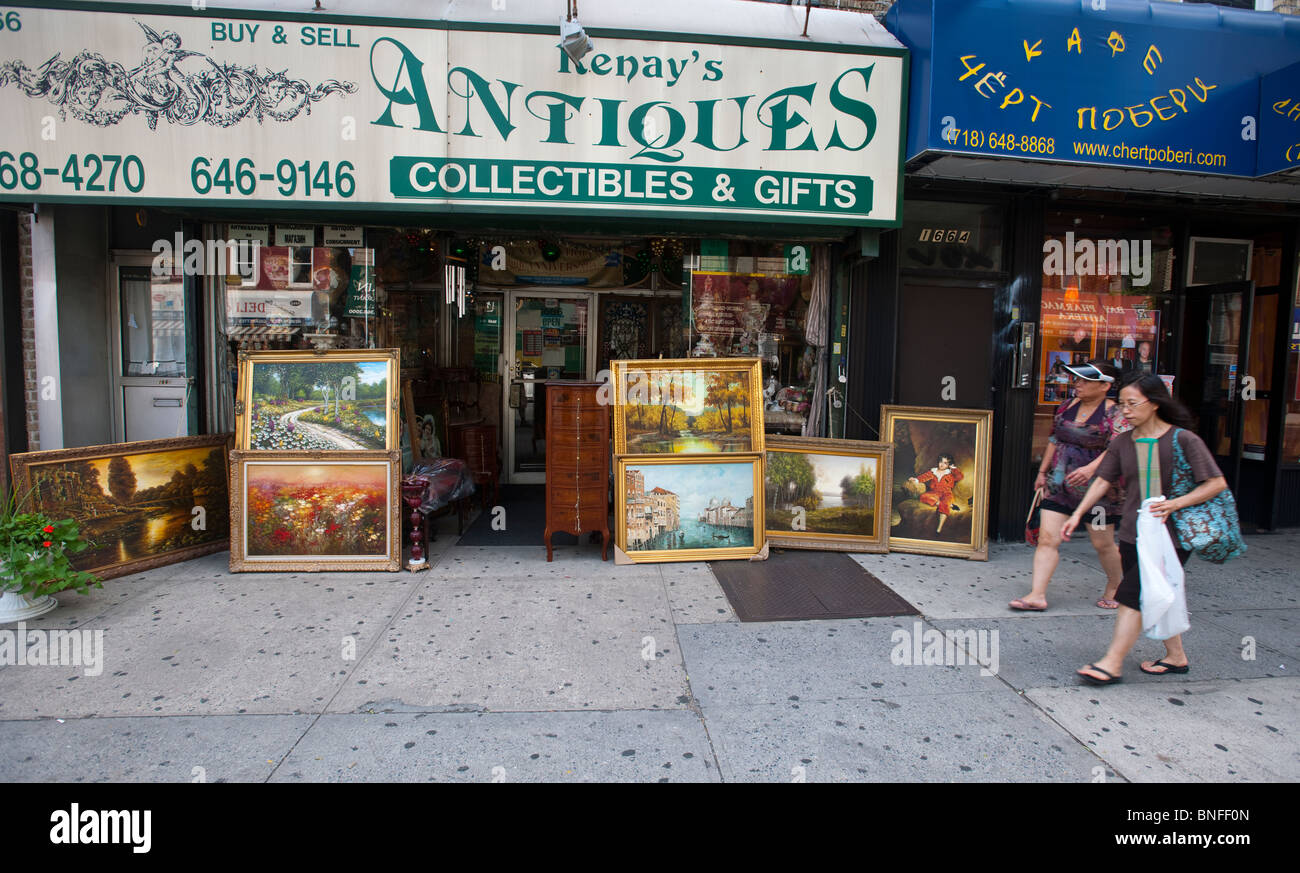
[445,240,468,318]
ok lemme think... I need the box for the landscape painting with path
[247,359,390,450]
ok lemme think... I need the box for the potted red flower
[0,488,100,623]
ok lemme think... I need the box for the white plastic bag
[1137,497,1190,640]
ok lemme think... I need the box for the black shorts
[1041,498,1121,528]
[1117,540,1191,612]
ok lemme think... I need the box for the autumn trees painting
[612,359,763,455]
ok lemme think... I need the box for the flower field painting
[229,451,400,572]
[237,350,398,452]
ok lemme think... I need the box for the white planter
[0,588,57,624]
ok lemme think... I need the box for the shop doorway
[896,283,995,409]
[109,256,196,442]
[1177,280,1255,493]
[502,291,596,483]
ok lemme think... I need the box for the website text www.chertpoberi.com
[1073,140,1229,169]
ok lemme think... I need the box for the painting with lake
[238,349,398,451]
[612,358,763,455]
[10,435,232,580]
[764,437,893,552]
[229,451,400,572]
[617,456,764,563]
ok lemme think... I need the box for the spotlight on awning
[560,1,594,65]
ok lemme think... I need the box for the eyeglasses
[1117,399,1150,410]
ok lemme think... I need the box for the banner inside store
[0,5,904,225]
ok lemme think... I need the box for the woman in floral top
[1010,362,1128,611]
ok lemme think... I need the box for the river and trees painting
[612,358,763,455]
[764,437,893,552]
[239,350,397,451]
[618,456,763,563]
[10,435,232,579]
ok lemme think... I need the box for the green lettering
[826,66,877,151]
[369,37,443,132]
[759,84,819,151]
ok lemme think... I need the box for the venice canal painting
[16,438,230,578]
[248,359,390,450]
[623,461,756,553]
[619,367,757,454]
[243,461,389,558]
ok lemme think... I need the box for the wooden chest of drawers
[544,381,610,561]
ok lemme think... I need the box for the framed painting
[611,357,764,455]
[235,348,399,451]
[9,434,233,580]
[880,406,993,560]
[229,450,400,572]
[616,454,765,563]
[402,380,444,463]
[764,437,893,553]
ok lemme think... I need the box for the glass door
[112,259,196,442]
[1179,280,1254,491]
[503,292,593,483]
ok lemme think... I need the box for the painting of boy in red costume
[908,452,964,533]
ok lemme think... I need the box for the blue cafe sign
[886,0,1300,177]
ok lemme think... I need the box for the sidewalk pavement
[1,515,1295,783]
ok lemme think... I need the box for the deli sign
[0,6,906,225]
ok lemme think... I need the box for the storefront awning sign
[887,0,1300,178]
[1259,59,1300,177]
[0,4,906,226]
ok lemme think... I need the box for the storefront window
[1031,213,1176,463]
[1284,260,1300,466]
[687,241,820,435]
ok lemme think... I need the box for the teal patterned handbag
[1169,429,1246,564]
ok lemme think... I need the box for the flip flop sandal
[1078,664,1122,685]
[1139,660,1190,675]
[1009,598,1047,611]
[1096,599,1120,609]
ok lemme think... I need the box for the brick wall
[18,212,37,452]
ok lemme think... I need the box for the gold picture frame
[764,436,893,553]
[616,454,765,563]
[235,348,399,451]
[228,450,401,572]
[9,434,233,580]
[880,405,993,561]
[611,357,764,456]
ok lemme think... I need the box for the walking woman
[1061,374,1228,685]
[1010,362,1126,611]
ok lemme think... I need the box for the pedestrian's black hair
[1122,374,1195,429]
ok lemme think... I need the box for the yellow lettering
[1289,102,1300,122]
[975,71,1006,99]
[1024,39,1043,62]
[1102,108,1124,131]
[1143,45,1163,75]
[1108,32,1125,56]
[1126,104,1153,128]
[1189,77,1217,103]
[1077,106,1097,130]
[1273,98,1292,116]
[1151,95,1176,121]
[1068,28,1082,53]
[1000,87,1025,110]
[958,55,985,82]
[1029,95,1052,122]
[1170,88,1188,113]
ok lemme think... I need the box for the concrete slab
[929,614,1292,691]
[851,539,1114,620]
[271,710,718,782]
[327,570,691,713]
[1197,609,1300,662]
[427,545,662,582]
[0,714,313,782]
[0,572,420,719]
[701,693,1109,782]
[1026,677,1300,782]
[661,562,737,624]
[677,618,1000,708]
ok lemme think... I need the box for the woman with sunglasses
[1010,361,1126,611]
[1062,374,1228,685]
